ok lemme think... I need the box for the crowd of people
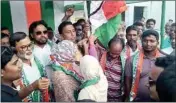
[1,8,176,102]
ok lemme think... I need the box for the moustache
[128,40,137,46]
[24,50,32,55]
[129,40,136,43]
[40,37,47,40]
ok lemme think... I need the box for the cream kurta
[33,43,52,67]
[22,56,41,84]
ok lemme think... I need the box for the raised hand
[65,8,74,17]
[83,21,91,38]
[89,35,97,45]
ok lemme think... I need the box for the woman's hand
[77,38,88,47]
[89,35,97,45]
[82,39,89,55]
[83,21,91,38]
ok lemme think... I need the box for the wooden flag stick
[84,1,91,37]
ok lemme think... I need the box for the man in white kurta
[22,56,41,84]
[29,20,54,80]
[33,42,53,80]
[33,42,52,67]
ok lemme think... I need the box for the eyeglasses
[19,43,33,51]
[35,30,48,35]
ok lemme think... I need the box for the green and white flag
[89,0,127,48]
[1,1,85,34]
[64,1,84,11]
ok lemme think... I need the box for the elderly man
[9,32,50,102]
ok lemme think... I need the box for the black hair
[1,27,9,31]
[73,22,82,27]
[165,23,171,27]
[1,33,9,39]
[77,19,86,25]
[169,19,173,22]
[29,20,48,40]
[156,62,176,102]
[133,21,144,27]
[58,21,73,34]
[1,46,14,69]
[108,35,125,49]
[146,18,156,25]
[171,22,176,27]
[9,32,27,47]
[141,17,145,19]
[141,29,159,41]
[77,99,96,102]
[47,27,53,31]
[155,56,176,69]
[126,25,138,34]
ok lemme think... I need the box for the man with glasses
[28,21,55,101]
[29,20,53,69]
[9,32,50,102]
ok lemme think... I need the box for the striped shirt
[105,53,122,102]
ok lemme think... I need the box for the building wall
[125,1,175,30]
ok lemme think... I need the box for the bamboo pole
[160,0,166,49]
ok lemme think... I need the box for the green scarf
[47,40,53,47]
[22,56,46,102]
[74,76,100,101]
[120,54,126,96]
[51,64,83,82]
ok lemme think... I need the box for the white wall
[53,1,85,33]
[70,10,85,23]
[149,1,162,30]
[53,1,65,33]
[125,1,151,27]
[165,1,175,23]
[125,1,175,30]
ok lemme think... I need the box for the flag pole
[84,1,91,37]
[160,0,166,49]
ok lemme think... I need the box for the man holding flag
[64,1,127,102]
[88,0,127,102]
